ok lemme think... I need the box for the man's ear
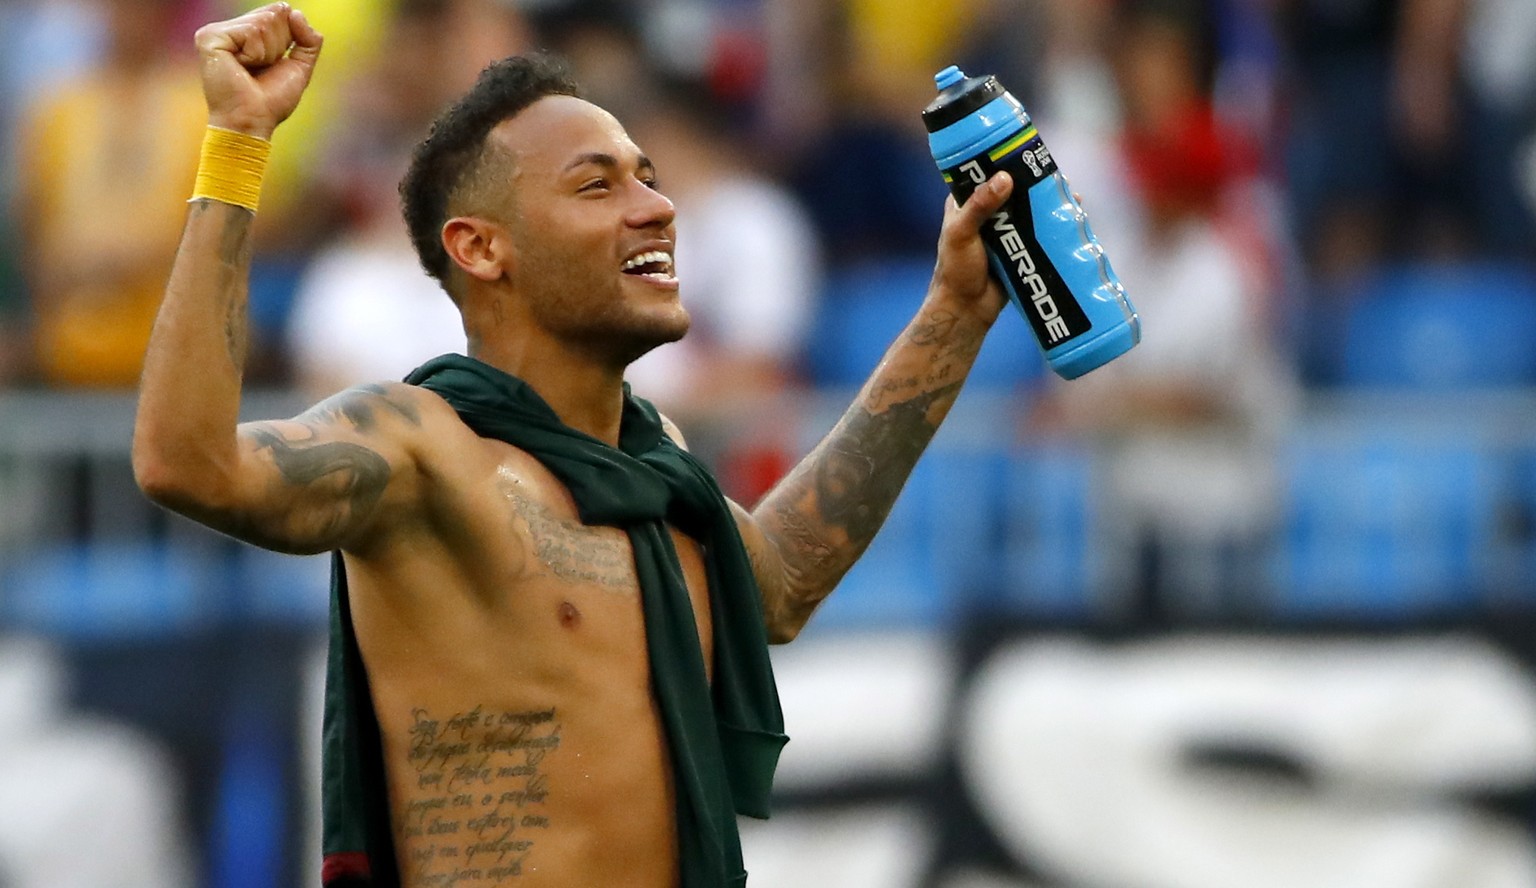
[442,216,513,283]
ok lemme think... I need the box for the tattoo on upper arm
[247,423,391,524]
[744,530,778,584]
[765,507,836,575]
[743,524,799,626]
[302,384,423,432]
[241,386,420,540]
[402,705,561,882]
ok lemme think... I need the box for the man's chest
[439,448,716,664]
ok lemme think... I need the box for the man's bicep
[223,384,425,553]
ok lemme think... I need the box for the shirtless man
[132,4,1015,886]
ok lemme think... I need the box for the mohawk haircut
[399,53,583,291]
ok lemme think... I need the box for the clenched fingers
[195,2,297,68]
[941,172,1013,244]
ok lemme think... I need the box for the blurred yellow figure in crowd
[15,0,203,387]
[844,0,975,108]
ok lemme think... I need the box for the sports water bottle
[923,66,1140,379]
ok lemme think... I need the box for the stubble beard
[505,209,691,367]
[523,263,691,369]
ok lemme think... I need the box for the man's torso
[345,413,713,887]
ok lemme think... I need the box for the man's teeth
[622,251,673,273]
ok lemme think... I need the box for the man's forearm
[752,295,990,636]
[132,199,254,499]
[136,1,322,502]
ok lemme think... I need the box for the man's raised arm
[737,172,1016,642]
[133,5,423,554]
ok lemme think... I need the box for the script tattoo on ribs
[403,705,563,884]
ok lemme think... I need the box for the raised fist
[194,2,323,139]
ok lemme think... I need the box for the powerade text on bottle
[923,66,1140,379]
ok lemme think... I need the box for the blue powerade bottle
[923,66,1139,379]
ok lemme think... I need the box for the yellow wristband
[190,126,272,212]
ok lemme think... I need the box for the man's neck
[469,339,628,447]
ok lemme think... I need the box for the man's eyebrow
[562,152,657,177]
[564,152,618,172]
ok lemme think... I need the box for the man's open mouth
[621,250,676,281]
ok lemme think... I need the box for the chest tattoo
[505,490,637,593]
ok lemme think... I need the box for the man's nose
[625,181,676,230]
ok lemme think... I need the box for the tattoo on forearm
[759,305,983,616]
[223,298,246,368]
[812,382,963,543]
[865,310,984,412]
[759,378,963,622]
[913,309,985,358]
[403,705,561,883]
[907,308,959,346]
[203,201,256,369]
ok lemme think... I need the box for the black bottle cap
[921,69,1006,133]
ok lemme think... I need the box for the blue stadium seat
[807,258,1045,389]
[0,541,228,639]
[1270,433,1497,618]
[924,449,1012,607]
[994,445,1101,618]
[1341,262,1536,389]
[231,546,331,627]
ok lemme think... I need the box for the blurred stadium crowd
[2,0,1535,618]
[2,0,1536,886]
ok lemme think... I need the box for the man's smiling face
[481,94,690,367]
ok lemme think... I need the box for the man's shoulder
[313,380,449,427]
[304,381,478,465]
[376,380,567,477]
[656,411,689,451]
